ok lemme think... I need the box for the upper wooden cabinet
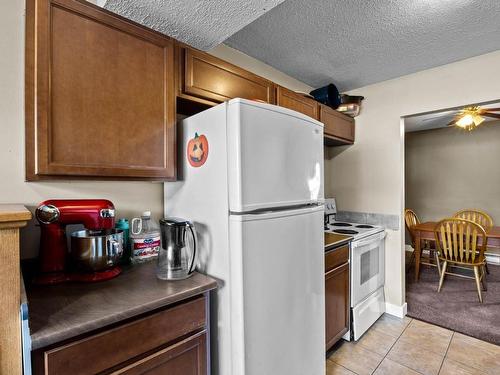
[26,0,176,180]
[25,0,354,182]
[319,104,355,146]
[276,86,319,119]
[178,47,276,105]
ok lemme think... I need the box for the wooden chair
[454,209,493,274]
[453,209,493,230]
[404,209,440,273]
[434,218,487,303]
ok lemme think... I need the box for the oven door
[351,231,386,307]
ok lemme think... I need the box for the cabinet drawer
[111,331,207,375]
[181,48,275,104]
[276,86,318,119]
[325,245,349,272]
[42,296,206,375]
[319,104,354,143]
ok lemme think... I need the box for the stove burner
[332,222,353,227]
[333,229,359,235]
[356,224,374,229]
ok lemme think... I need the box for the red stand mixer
[35,199,124,284]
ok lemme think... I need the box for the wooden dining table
[412,221,500,281]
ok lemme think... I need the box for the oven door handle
[352,231,386,248]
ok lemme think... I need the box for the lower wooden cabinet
[276,86,319,119]
[112,331,206,375]
[32,296,209,375]
[319,104,355,146]
[325,248,350,350]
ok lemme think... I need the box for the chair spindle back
[454,209,493,231]
[404,209,420,245]
[434,218,487,265]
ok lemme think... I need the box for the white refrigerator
[165,98,325,375]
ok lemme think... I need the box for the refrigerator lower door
[229,205,325,375]
[227,99,324,213]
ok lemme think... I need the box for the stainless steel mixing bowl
[70,229,124,272]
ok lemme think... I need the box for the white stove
[325,220,383,241]
[324,199,386,341]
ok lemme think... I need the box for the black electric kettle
[157,217,197,280]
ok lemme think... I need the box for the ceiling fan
[447,106,500,130]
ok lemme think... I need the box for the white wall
[0,0,311,258]
[325,50,500,309]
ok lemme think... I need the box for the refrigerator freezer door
[229,205,325,375]
[227,99,324,213]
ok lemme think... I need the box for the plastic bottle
[115,218,131,265]
[130,211,161,263]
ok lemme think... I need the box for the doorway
[401,100,500,345]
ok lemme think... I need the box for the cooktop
[325,220,383,241]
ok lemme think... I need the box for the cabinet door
[112,332,207,375]
[325,262,350,350]
[319,104,355,145]
[276,86,319,119]
[26,0,176,180]
[181,47,275,104]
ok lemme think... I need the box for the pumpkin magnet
[187,132,209,167]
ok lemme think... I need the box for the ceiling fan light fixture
[472,113,485,126]
[445,105,499,131]
[456,114,474,128]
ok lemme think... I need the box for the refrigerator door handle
[230,204,325,221]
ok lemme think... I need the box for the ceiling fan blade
[447,120,457,126]
[479,108,500,113]
[482,113,500,119]
[421,115,449,122]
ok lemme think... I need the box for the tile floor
[327,314,500,375]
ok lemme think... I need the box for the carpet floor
[406,260,500,345]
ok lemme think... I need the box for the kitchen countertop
[324,232,352,250]
[25,261,217,350]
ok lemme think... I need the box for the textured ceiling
[225,0,500,91]
[103,0,286,50]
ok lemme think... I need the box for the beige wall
[325,50,500,309]
[405,121,500,224]
[0,0,311,258]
